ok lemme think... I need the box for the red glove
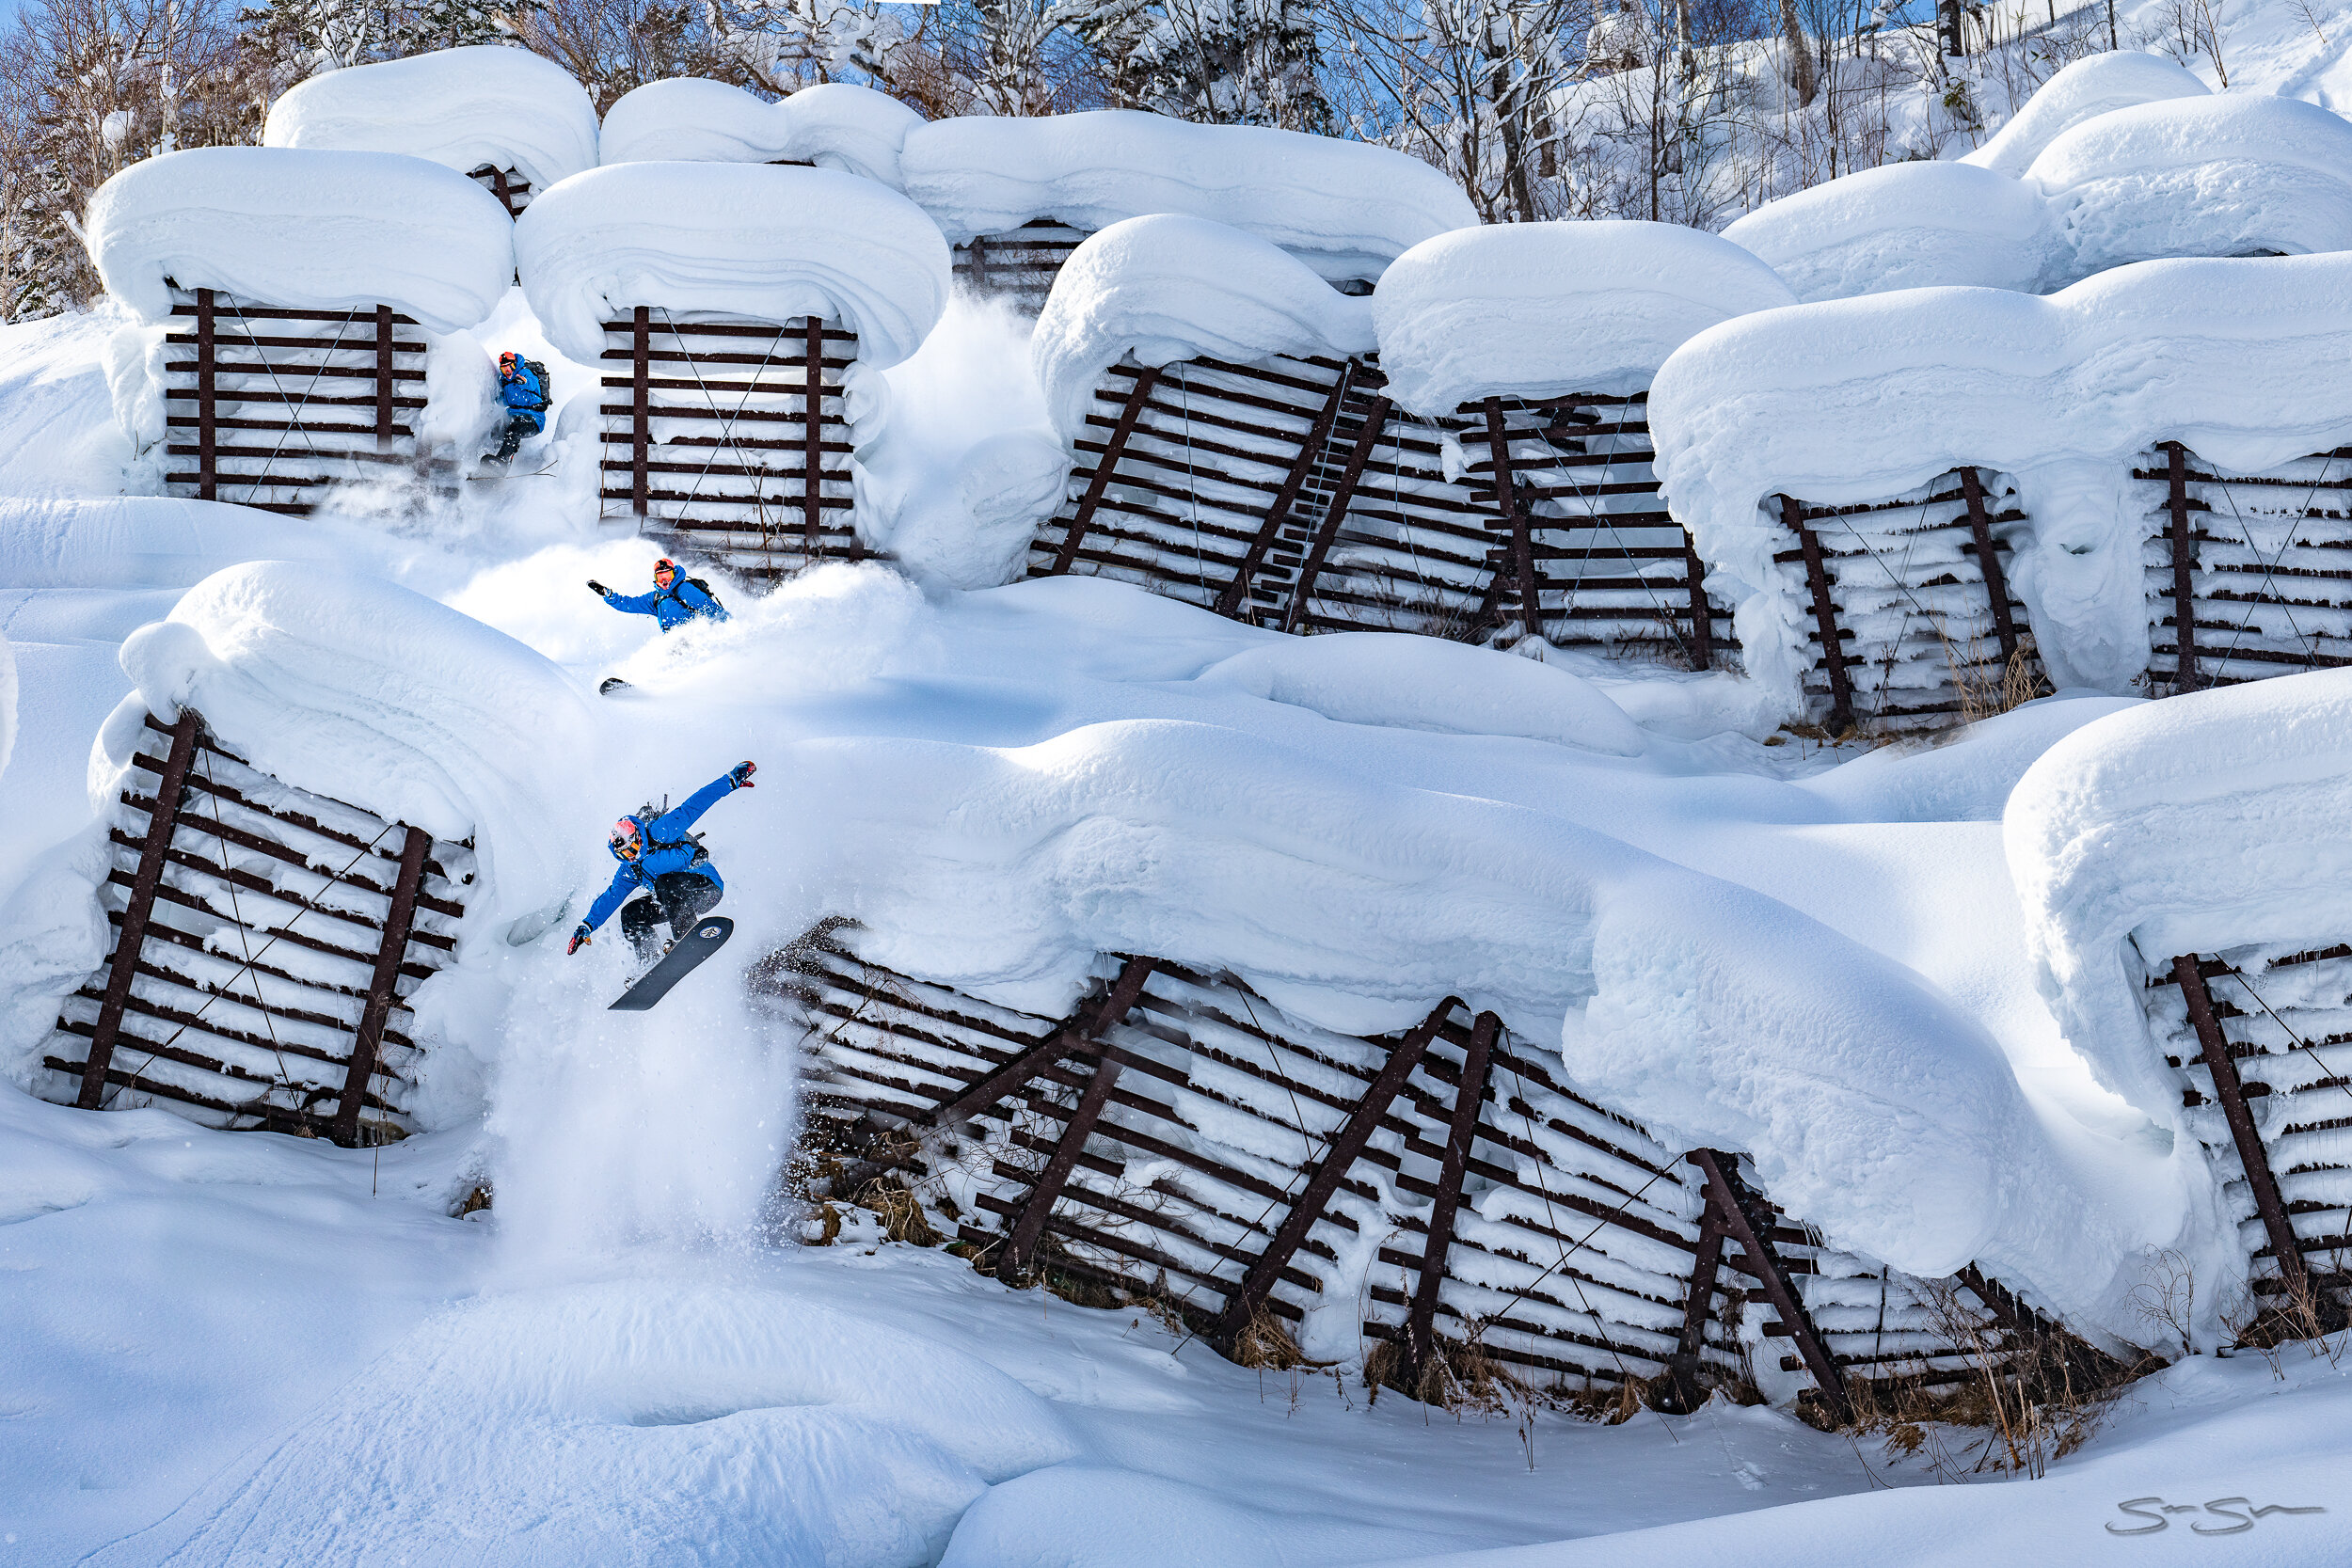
[566,923,591,955]
[729,760,756,789]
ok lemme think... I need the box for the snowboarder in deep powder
[567,762,755,961]
[587,557,730,630]
[485,351,551,464]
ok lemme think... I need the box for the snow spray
[484,924,795,1263]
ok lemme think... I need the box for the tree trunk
[1779,0,1816,106]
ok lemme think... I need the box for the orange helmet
[608,816,644,861]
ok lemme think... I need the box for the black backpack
[663,576,723,615]
[512,356,553,412]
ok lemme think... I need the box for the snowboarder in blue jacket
[486,351,550,464]
[568,762,755,960]
[587,557,730,630]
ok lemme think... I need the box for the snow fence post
[374,306,395,453]
[803,315,825,562]
[1281,395,1392,637]
[195,289,217,501]
[2169,954,2341,1332]
[1662,1184,1731,1412]
[1681,538,1715,671]
[1400,1010,1500,1392]
[1483,399,1544,643]
[330,824,432,1147]
[1781,495,1855,733]
[632,307,650,518]
[1687,1148,1852,1425]
[1958,467,2020,667]
[1050,368,1162,576]
[1209,998,1455,1354]
[76,709,204,1111]
[995,1047,1127,1284]
[2165,444,2199,691]
[1216,360,1356,622]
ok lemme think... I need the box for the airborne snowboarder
[568,762,755,962]
[587,557,730,630]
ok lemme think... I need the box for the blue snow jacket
[581,772,739,931]
[500,362,549,434]
[602,578,730,630]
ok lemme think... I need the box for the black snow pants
[488,412,538,462]
[619,871,722,961]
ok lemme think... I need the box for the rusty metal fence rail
[599,309,862,580]
[162,284,437,516]
[765,922,2052,1414]
[39,709,469,1146]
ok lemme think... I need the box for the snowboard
[609,916,733,1011]
[598,676,633,696]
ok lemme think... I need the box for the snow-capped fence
[2141,949,2352,1331]
[955,221,1089,311]
[1031,353,1726,663]
[164,285,442,516]
[2140,442,2352,694]
[599,309,861,576]
[770,923,2069,1417]
[40,708,470,1147]
[1768,470,2034,732]
[517,162,951,582]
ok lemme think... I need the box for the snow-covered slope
[12,43,2352,1563]
[1727,65,2352,302]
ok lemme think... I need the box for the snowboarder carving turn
[569,762,755,966]
[588,558,729,630]
[485,351,551,464]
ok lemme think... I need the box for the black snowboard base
[609,916,733,1011]
[598,676,633,695]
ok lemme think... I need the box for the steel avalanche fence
[599,308,862,580]
[39,709,469,1146]
[1031,353,1731,667]
[1768,467,2037,733]
[2140,442,2352,694]
[763,920,2085,1417]
[2142,945,2352,1334]
[955,221,1091,312]
[162,284,441,516]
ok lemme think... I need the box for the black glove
[566,922,592,955]
[587,579,611,597]
[729,760,756,790]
